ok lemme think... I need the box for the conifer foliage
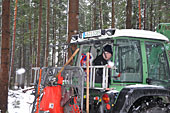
[0,2,169,109]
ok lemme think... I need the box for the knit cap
[103,44,113,55]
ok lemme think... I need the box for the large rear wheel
[128,96,170,113]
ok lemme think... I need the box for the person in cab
[93,44,113,85]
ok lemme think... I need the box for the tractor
[32,28,170,113]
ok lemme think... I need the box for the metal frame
[82,65,109,89]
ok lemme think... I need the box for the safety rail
[82,65,109,89]
[31,67,40,85]
[31,66,110,88]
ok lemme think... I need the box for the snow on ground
[8,87,35,113]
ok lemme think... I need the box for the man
[93,44,113,84]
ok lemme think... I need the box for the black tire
[128,97,170,113]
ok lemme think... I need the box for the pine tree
[45,0,50,67]
[126,0,132,29]
[52,0,57,66]
[67,0,79,62]
[92,0,97,30]
[0,0,10,112]
[36,0,42,67]
[112,0,115,28]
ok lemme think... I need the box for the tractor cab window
[113,39,142,83]
[79,44,93,66]
[75,40,114,88]
[76,41,113,67]
[76,43,98,67]
[145,42,170,81]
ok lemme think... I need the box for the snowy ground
[8,87,35,113]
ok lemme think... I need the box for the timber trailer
[32,29,170,113]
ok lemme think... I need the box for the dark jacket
[93,54,107,66]
[93,55,110,85]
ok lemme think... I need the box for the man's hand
[107,61,117,69]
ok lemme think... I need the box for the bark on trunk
[126,0,132,29]
[93,0,97,30]
[112,0,115,28]
[21,23,26,89]
[138,0,141,29]
[33,10,37,67]
[37,0,42,67]
[45,0,50,67]
[144,0,146,30]
[0,0,10,112]
[28,17,32,86]
[158,0,161,23]
[67,0,79,63]
[99,0,103,29]
[9,0,18,89]
[52,0,56,66]
[150,1,153,31]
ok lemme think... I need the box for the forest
[0,0,170,86]
[0,0,170,112]
[0,0,169,87]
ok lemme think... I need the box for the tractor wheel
[130,105,169,113]
[128,97,170,113]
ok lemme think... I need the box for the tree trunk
[126,0,132,29]
[31,6,38,84]
[28,17,32,86]
[45,0,50,67]
[93,0,97,30]
[21,23,26,89]
[57,0,62,66]
[99,0,103,29]
[150,1,153,31]
[52,0,56,66]
[0,0,10,112]
[138,0,141,29]
[112,0,115,28]
[158,0,161,23]
[146,0,149,30]
[67,0,79,63]
[33,10,37,67]
[144,0,146,30]
[37,0,42,67]
[9,0,18,88]
[90,5,92,30]
[19,41,22,68]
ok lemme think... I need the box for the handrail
[82,65,109,89]
[31,65,110,89]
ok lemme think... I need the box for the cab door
[112,38,143,83]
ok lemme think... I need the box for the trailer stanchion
[86,52,90,113]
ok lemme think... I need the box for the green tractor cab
[70,29,170,113]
